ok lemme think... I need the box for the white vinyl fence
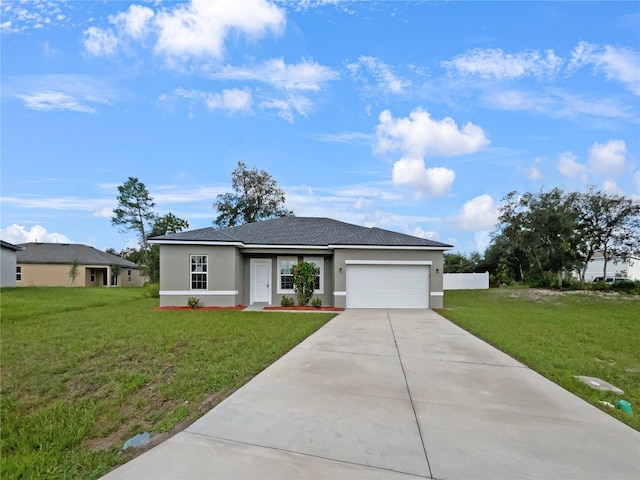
[443,272,489,290]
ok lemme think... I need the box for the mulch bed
[156,306,246,311]
[263,306,345,311]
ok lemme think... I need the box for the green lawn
[439,288,640,431]
[0,287,336,479]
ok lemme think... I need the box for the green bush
[291,262,320,306]
[187,297,203,309]
[311,297,322,308]
[142,283,160,298]
[610,280,637,294]
[280,296,295,307]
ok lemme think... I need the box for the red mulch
[156,305,246,311]
[263,306,344,311]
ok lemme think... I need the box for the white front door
[250,259,272,304]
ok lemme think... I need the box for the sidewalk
[102,309,640,479]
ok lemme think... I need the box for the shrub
[280,296,295,307]
[187,297,203,309]
[610,280,637,294]
[311,297,322,308]
[291,261,320,306]
[142,283,160,298]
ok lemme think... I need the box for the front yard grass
[439,288,640,431]
[0,287,336,479]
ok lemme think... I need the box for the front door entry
[251,259,272,304]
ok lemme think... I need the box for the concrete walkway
[103,309,640,480]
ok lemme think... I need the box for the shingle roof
[17,243,139,268]
[150,217,452,249]
[1,240,22,251]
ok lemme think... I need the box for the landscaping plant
[291,261,319,306]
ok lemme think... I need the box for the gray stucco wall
[159,244,240,307]
[1,247,17,287]
[332,248,446,309]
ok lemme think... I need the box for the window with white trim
[277,256,297,293]
[127,270,132,283]
[190,255,208,290]
[304,257,324,294]
[16,266,21,281]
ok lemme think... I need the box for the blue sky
[2,0,639,254]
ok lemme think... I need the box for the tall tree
[213,162,293,228]
[145,214,190,283]
[495,188,581,286]
[111,177,157,255]
[577,187,640,280]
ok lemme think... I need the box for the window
[190,255,208,290]
[127,270,132,283]
[304,257,324,293]
[90,270,95,282]
[277,257,297,293]
[16,266,21,281]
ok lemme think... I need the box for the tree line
[446,187,640,288]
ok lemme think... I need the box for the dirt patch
[263,306,344,311]
[505,288,635,302]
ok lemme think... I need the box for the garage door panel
[346,265,429,309]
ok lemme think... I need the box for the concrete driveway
[103,309,640,479]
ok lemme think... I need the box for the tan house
[150,217,452,309]
[16,242,145,287]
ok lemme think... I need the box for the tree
[291,261,319,306]
[68,259,80,286]
[145,214,190,283]
[111,177,157,259]
[494,188,581,287]
[577,187,640,281]
[213,162,293,228]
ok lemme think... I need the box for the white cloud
[474,231,492,253]
[634,171,640,193]
[453,194,499,231]
[162,88,252,114]
[0,224,74,244]
[110,4,154,40]
[588,139,627,177]
[213,58,339,91]
[83,26,119,56]
[521,158,543,181]
[602,180,626,196]
[375,108,490,158]
[260,95,312,122]
[375,108,488,198]
[391,159,455,198]
[310,132,372,145]
[568,41,640,95]
[15,92,97,113]
[347,56,410,94]
[82,0,285,64]
[407,226,440,241]
[557,151,588,181]
[155,0,285,61]
[8,74,118,114]
[443,48,562,80]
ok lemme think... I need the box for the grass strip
[439,288,640,432]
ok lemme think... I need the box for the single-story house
[16,242,146,287]
[581,251,640,281]
[1,240,23,287]
[150,217,453,309]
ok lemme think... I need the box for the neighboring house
[1,240,23,287]
[582,252,640,281]
[150,217,452,309]
[16,242,146,287]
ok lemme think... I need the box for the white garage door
[346,264,429,309]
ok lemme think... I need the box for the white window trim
[16,266,21,281]
[277,256,297,294]
[304,256,324,294]
[190,254,208,291]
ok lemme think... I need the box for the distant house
[1,240,23,287]
[150,217,452,309]
[582,252,640,281]
[16,243,146,287]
